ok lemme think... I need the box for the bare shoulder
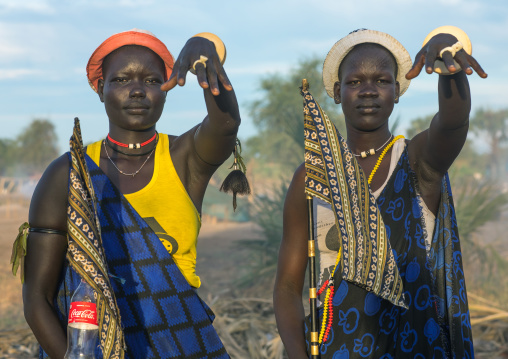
[291,163,306,186]
[284,163,307,219]
[29,153,70,231]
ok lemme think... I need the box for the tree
[0,139,16,176]
[0,119,59,176]
[245,57,345,175]
[470,108,508,181]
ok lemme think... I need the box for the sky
[1,0,507,153]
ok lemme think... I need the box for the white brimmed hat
[323,29,413,98]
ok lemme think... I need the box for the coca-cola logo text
[68,302,98,325]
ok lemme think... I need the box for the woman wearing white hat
[274,27,486,358]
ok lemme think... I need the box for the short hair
[338,43,398,81]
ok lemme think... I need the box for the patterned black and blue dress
[306,146,473,358]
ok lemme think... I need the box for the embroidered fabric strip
[302,88,406,308]
[65,118,125,358]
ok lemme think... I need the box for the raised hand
[405,33,487,80]
[160,36,232,95]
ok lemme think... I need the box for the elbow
[223,115,241,136]
[23,285,52,328]
[273,278,302,306]
[23,289,37,328]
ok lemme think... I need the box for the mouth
[356,104,380,114]
[124,103,149,114]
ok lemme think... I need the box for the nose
[129,81,146,98]
[358,81,378,97]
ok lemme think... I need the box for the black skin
[23,37,240,359]
[273,34,487,359]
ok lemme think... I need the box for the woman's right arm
[273,163,310,359]
[23,154,70,359]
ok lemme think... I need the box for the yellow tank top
[86,134,201,288]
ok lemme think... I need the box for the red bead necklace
[107,132,157,149]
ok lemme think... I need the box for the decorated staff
[306,192,320,358]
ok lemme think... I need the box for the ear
[394,81,400,104]
[98,79,105,103]
[333,81,342,104]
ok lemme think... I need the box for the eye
[145,78,162,85]
[113,78,127,83]
[348,80,360,86]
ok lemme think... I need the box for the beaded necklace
[107,132,157,149]
[103,139,157,177]
[367,135,404,184]
[352,134,393,158]
[317,134,405,344]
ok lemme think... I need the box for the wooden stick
[307,194,320,358]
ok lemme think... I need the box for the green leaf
[11,222,29,283]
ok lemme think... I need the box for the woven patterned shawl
[67,118,124,358]
[302,86,407,308]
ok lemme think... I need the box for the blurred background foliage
[0,119,58,177]
[1,56,508,357]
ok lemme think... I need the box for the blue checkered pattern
[86,157,228,358]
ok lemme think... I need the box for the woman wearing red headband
[19,29,238,358]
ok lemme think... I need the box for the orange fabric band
[86,29,175,93]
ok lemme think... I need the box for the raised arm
[405,32,487,212]
[274,164,311,359]
[23,154,70,359]
[161,35,240,166]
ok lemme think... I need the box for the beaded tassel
[220,138,251,211]
[318,247,342,343]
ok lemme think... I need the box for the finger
[215,62,232,91]
[177,63,189,86]
[405,52,425,80]
[453,51,473,75]
[441,51,458,74]
[424,46,440,74]
[195,63,209,89]
[465,54,488,78]
[160,75,178,92]
[206,64,220,96]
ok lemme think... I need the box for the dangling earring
[220,138,251,211]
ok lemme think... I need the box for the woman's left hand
[161,37,232,95]
[405,33,488,80]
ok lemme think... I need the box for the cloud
[0,68,43,79]
[0,0,54,14]
[0,22,62,65]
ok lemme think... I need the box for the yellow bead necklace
[367,135,405,184]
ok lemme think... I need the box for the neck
[106,126,158,156]
[108,125,157,144]
[346,127,392,155]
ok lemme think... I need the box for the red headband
[86,28,175,93]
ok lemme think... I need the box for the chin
[110,117,159,132]
[348,118,387,132]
